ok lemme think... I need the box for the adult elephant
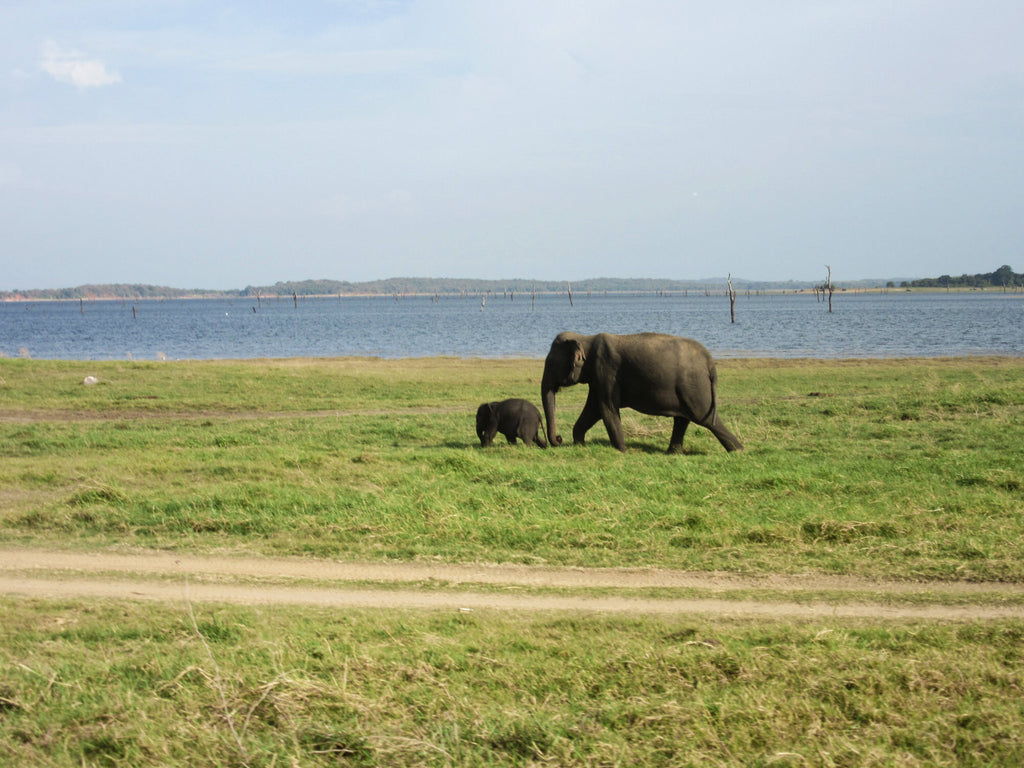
[541,331,743,453]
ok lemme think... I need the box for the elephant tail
[705,361,744,451]
[696,364,729,430]
[702,363,721,425]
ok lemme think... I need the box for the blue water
[1,291,1022,360]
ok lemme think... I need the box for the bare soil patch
[3,547,1022,620]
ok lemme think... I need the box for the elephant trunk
[541,371,562,446]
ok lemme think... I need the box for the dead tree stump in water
[727,274,737,323]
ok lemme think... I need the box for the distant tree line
[4,266,1018,301]
[0,283,231,301]
[240,277,750,297]
[902,265,1021,289]
[243,276,866,298]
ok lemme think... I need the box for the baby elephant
[476,398,548,448]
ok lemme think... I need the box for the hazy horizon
[5,269,1001,297]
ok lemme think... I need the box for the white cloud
[41,40,121,88]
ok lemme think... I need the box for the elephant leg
[707,414,744,452]
[601,406,627,452]
[572,394,603,445]
[520,424,540,446]
[668,417,690,454]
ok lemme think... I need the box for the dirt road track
[3,547,1023,620]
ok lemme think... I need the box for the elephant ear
[568,340,586,384]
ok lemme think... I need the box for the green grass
[2,599,1023,767]
[2,355,1024,766]
[2,356,1022,580]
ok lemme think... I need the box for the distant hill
[0,276,864,301]
[1,266,1016,301]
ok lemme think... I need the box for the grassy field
[3,599,1023,767]
[2,355,1023,766]
[1,356,1022,579]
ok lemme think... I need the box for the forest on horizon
[1,266,1019,301]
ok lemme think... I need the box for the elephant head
[541,332,588,446]
[475,402,496,445]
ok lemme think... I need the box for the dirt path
[3,547,1023,620]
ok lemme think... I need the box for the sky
[1,1,1022,290]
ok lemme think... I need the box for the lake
[2,291,1022,361]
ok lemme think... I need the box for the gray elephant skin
[541,331,743,453]
[476,398,548,448]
